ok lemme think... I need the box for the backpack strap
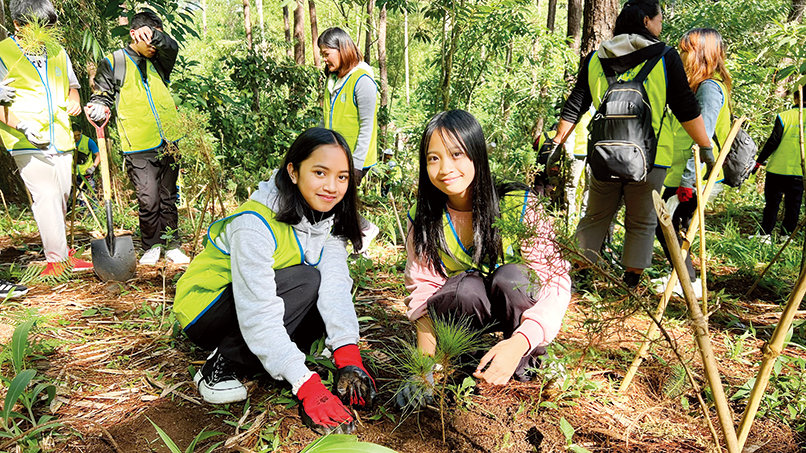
[634,45,672,84]
[112,49,126,91]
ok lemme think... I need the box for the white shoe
[357,221,380,254]
[748,234,772,245]
[651,274,671,293]
[652,274,703,300]
[194,349,247,404]
[139,246,162,265]
[166,247,190,264]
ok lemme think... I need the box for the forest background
[1,0,806,451]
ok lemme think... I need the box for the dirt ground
[1,232,804,452]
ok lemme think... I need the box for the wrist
[296,373,325,400]
[333,344,363,369]
[511,333,531,356]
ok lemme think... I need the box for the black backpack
[587,47,671,183]
[715,126,757,187]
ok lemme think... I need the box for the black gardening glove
[333,345,377,408]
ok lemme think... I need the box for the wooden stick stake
[693,149,708,314]
[620,118,746,392]
[737,265,806,448]
[653,190,739,453]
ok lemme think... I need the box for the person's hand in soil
[395,370,435,411]
[473,334,531,385]
[297,374,354,434]
[333,344,376,408]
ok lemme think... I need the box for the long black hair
[274,128,362,249]
[412,110,503,278]
[613,0,661,41]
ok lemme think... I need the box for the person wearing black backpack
[545,0,713,287]
[652,28,733,300]
[754,90,806,239]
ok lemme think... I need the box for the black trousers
[184,265,325,373]
[426,263,546,382]
[655,187,697,281]
[762,172,804,235]
[125,148,180,250]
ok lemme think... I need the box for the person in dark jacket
[86,10,188,266]
[545,0,712,287]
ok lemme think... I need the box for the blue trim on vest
[125,53,165,141]
[206,210,278,256]
[291,229,325,267]
[183,287,227,329]
[352,73,378,107]
[328,73,355,129]
[520,190,529,222]
[10,36,58,152]
[445,210,471,257]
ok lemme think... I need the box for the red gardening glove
[297,374,354,434]
[676,186,694,203]
[333,344,377,408]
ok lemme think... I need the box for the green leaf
[148,417,182,453]
[12,319,35,373]
[569,445,593,453]
[300,434,397,452]
[2,369,36,420]
[186,429,224,453]
[559,417,575,444]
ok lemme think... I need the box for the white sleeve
[316,234,360,351]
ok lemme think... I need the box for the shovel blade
[91,234,137,282]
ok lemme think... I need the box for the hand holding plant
[333,344,376,408]
[473,334,530,385]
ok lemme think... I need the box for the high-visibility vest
[767,109,805,177]
[0,37,73,153]
[74,135,95,174]
[661,79,730,187]
[407,190,530,277]
[323,68,378,169]
[572,111,593,158]
[107,51,178,153]
[587,50,671,167]
[174,200,325,329]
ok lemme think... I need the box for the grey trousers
[575,167,666,270]
[14,152,73,262]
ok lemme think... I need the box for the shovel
[85,106,136,282]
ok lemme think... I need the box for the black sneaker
[0,279,28,299]
[623,271,641,288]
[193,349,247,404]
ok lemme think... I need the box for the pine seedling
[16,18,63,56]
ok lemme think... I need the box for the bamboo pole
[619,118,747,392]
[736,265,806,448]
[693,150,708,314]
[653,190,739,453]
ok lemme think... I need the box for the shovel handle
[84,106,110,139]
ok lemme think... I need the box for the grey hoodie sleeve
[316,235,360,350]
[352,76,378,169]
[681,80,724,188]
[224,214,312,386]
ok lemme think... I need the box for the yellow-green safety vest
[74,135,95,174]
[767,109,805,177]
[407,190,530,277]
[0,37,73,153]
[587,50,671,167]
[323,68,378,169]
[572,111,592,157]
[661,79,730,187]
[174,200,325,329]
[107,51,178,153]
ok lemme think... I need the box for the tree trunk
[546,0,557,32]
[309,0,320,67]
[364,0,374,65]
[242,0,253,50]
[0,150,26,205]
[293,0,305,64]
[283,6,292,58]
[404,8,410,105]
[581,0,618,55]
[440,9,460,110]
[256,0,265,44]
[566,0,582,50]
[201,0,208,37]
[378,3,388,147]
[789,0,806,22]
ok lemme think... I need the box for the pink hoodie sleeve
[404,220,447,321]
[512,195,572,351]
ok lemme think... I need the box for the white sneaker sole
[193,370,247,404]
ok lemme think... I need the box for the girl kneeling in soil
[174,128,375,434]
[401,110,571,406]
